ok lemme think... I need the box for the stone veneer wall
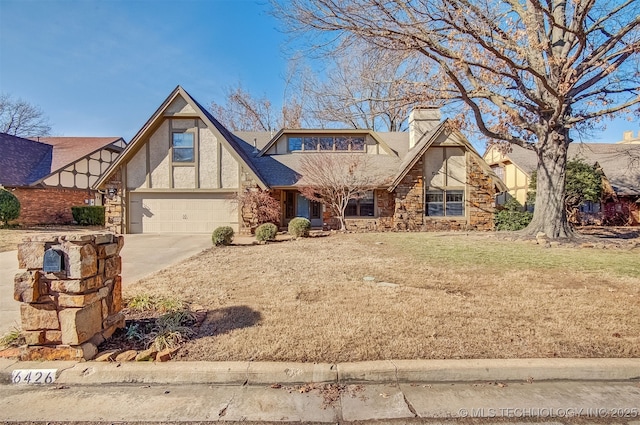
[342,153,498,232]
[466,154,498,230]
[13,233,125,361]
[238,169,270,235]
[344,189,395,231]
[103,168,124,234]
[393,158,426,231]
[392,153,497,231]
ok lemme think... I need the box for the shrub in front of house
[255,223,278,242]
[288,217,311,238]
[494,198,533,231]
[71,206,106,226]
[0,189,20,226]
[212,226,234,246]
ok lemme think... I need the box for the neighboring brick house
[0,133,125,225]
[484,138,640,225]
[96,86,506,234]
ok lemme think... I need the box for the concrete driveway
[0,233,213,336]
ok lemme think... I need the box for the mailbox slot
[43,249,65,273]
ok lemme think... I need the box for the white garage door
[129,192,238,234]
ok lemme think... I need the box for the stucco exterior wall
[165,96,196,115]
[504,164,529,205]
[127,146,147,190]
[149,120,170,188]
[484,146,530,205]
[124,117,240,191]
[173,166,196,188]
[221,146,239,188]
[199,122,218,188]
[41,148,119,190]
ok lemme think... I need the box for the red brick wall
[11,187,95,226]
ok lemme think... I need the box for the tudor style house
[0,133,125,225]
[484,137,640,225]
[96,86,506,234]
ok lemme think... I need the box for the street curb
[1,358,639,385]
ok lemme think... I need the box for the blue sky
[0,0,637,145]
[0,0,289,140]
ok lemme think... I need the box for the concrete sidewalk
[0,233,213,335]
[0,250,20,336]
[0,358,639,423]
[2,381,638,423]
[120,233,213,283]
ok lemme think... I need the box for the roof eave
[95,87,269,191]
[387,122,448,192]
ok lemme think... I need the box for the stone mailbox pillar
[12,233,125,360]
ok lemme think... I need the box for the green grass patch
[358,232,640,279]
[127,294,155,311]
[0,328,24,349]
[127,294,185,313]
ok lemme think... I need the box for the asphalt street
[0,380,638,423]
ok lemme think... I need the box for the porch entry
[283,190,323,228]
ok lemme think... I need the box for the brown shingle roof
[37,137,124,172]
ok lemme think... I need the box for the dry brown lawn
[125,231,640,362]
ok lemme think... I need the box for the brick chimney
[409,107,442,149]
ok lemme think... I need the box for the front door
[296,194,310,218]
[283,190,323,228]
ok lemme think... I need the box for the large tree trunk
[524,129,574,239]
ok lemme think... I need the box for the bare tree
[211,84,302,132]
[300,45,430,131]
[298,153,385,230]
[274,0,640,238]
[0,93,52,137]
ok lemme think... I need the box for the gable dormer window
[172,132,194,162]
[288,136,365,152]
